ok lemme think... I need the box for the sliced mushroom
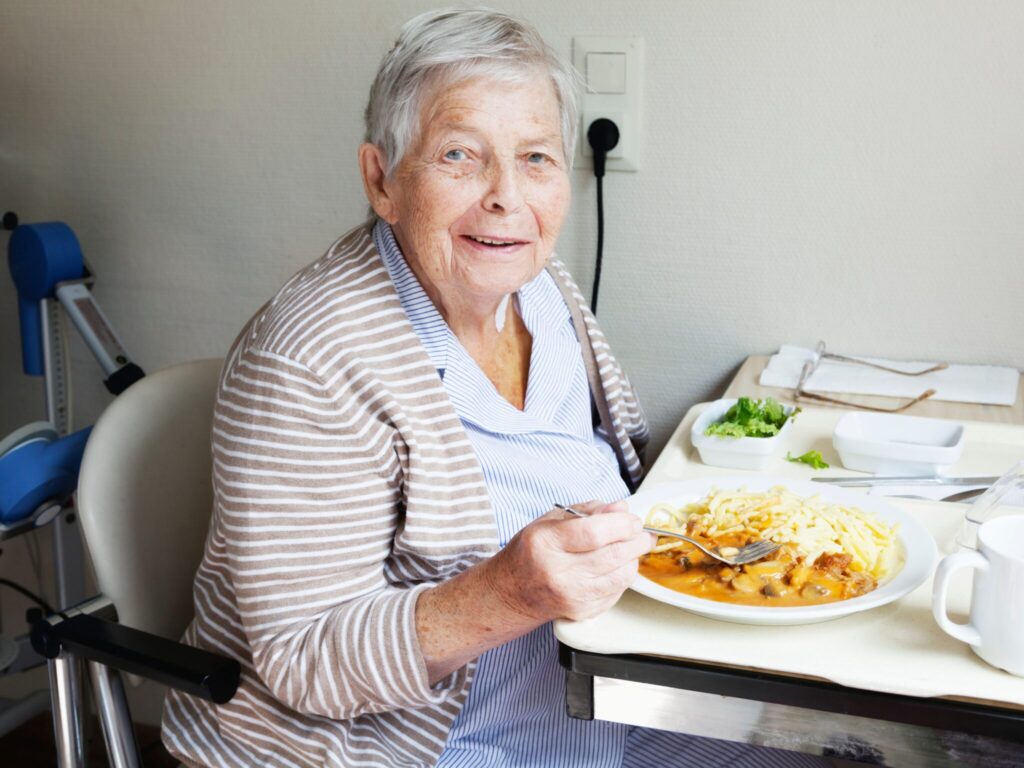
[731,573,761,593]
[743,560,786,579]
[800,582,831,600]
[679,548,709,568]
[762,580,790,598]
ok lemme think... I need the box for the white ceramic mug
[932,514,1024,676]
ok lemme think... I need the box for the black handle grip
[32,614,239,704]
[104,363,146,395]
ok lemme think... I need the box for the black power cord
[586,118,620,314]
[0,577,56,615]
[0,576,66,630]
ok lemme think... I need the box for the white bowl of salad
[691,397,800,470]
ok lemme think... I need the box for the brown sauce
[638,534,876,607]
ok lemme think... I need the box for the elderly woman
[162,9,827,768]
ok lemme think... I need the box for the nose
[481,157,524,214]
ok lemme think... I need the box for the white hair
[365,8,582,176]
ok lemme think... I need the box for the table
[556,358,1024,767]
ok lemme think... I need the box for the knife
[811,475,999,487]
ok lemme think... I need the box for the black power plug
[586,118,620,313]
[587,118,620,177]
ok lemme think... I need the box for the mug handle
[932,549,989,647]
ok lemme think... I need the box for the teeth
[470,236,518,246]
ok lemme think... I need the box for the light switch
[573,36,644,172]
[586,52,626,94]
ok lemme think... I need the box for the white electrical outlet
[573,36,644,172]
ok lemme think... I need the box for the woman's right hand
[485,500,655,623]
[415,499,653,683]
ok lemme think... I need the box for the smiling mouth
[462,234,529,248]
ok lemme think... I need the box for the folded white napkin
[760,346,1019,406]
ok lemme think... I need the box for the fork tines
[730,541,781,564]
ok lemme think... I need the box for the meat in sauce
[639,533,877,607]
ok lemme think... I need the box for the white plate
[627,477,938,625]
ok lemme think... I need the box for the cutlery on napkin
[759,345,1019,406]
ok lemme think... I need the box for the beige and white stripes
[161,223,648,767]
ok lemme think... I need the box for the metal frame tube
[48,654,85,768]
[88,660,141,768]
[41,296,69,434]
[53,507,87,610]
[41,294,88,612]
[55,282,130,377]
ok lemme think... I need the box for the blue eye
[444,148,467,161]
[527,152,548,164]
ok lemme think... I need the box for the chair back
[76,358,222,641]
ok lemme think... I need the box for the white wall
[2,0,1023,722]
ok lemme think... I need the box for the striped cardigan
[161,223,649,767]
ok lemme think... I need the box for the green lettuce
[703,397,798,438]
[786,450,830,469]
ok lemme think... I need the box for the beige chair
[32,359,239,767]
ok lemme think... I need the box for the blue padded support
[17,295,44,376]
[0,426,92,525]
[8,222,85,376]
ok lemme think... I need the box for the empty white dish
[832,412,965,475]
[691,398,796,471]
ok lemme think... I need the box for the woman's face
[371,72,572,315]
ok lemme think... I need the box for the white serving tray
[555,403,1024,707]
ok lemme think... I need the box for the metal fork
[554,504,782,566]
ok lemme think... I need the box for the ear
[358,143,399,224]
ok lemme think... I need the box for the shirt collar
[374,219,449,373]
[373,219,581,433]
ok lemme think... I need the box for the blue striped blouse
[375,221,827,768]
